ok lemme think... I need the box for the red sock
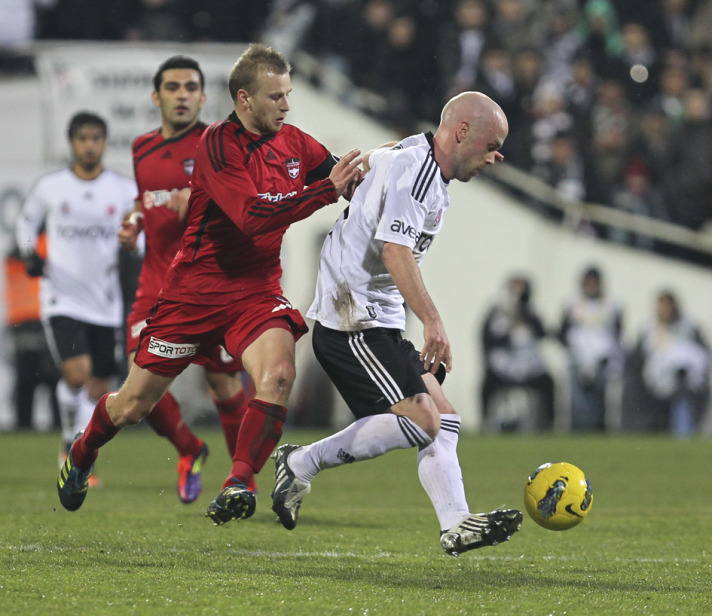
[144,391,202,458]
[72,394,119,471]
[214,389,250,458]
[224,399,286,488]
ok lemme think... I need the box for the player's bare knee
[255,360,296,398]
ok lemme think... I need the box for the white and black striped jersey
[308,132,449,331]
[15,167,136,327]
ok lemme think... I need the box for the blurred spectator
[503,47,543,167]
[576,0,623,78]
[622,291,709,434]
[605,22,660,105]
[609,158,669,247]
[689,0,712,51]
[489,0,536,55]
[628,102,671,189]
[122,0,191,42]
[662,88,712,229]
[475,45,518,121]
[529,82,574,176]
[1,0,55,72]
[651,65,690,123]
[480,275,555,432]
[533,2,583,88]
[563,54,599,138]
[348,0,395,90]
[588,78,631,203]
[37,0,129,40]
[532,129,586,202]
[188,0,270,42]
[559,266,624,431]
[437,0,493,100]
[369,13,431,134]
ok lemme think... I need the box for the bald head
[434,91,508,182]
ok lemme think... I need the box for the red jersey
[131,122,206,302]
[160,112,338,305]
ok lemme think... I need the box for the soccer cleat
[205,480,256,526]
[57,439,94,512]
[440,509,523,557]
[176,442,209,504]
[271,444,311,530]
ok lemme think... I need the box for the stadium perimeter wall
[2,43,712,432]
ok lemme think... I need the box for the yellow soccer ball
[524,462,593,530]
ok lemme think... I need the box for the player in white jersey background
[272,92,523,556]
[15,112,136,472]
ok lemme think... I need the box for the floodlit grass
[1,428,710,615]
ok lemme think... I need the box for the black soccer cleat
[205,480,256,526]
[57,438,94,512]
[440,509,523,557]
[271,444,311,530]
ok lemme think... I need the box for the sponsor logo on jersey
[266,150,277,161]
[366,306,377,319]
[182,158,194,176]
[435,209,443,225]
[414,232,434,254]
[282,157,301,179]
[147,336,198,358]
[161,150,172,159]
[258,190,297,202]
[56,224,117,240]
[107,205,116,216]
[390,219,419,239]
[143,190,173,209]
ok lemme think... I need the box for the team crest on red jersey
[282,157,301,179]
[182,158,195,176]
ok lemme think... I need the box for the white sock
[289,413,432,482]
[75,388,98,436]
[56,379,81,445]
[417,414,470,531]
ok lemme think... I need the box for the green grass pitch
[1,428,710,615]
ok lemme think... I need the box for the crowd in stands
[2,1,712,232]
[481,267,710,435]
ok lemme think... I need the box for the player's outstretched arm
[381,241,452,374]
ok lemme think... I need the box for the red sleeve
[197,122,338,236]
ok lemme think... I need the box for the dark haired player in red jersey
[116,56,256,505]
[58,44,363,519]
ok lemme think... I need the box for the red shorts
[127,295,242,373]
[133,294,308,378]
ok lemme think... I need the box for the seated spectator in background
[622,291,709,435]
[438,0,493,101]
[576,0,623,79]
[529,81,575,176]
[609,157,669,248]
[662,88,712,229]
[489,0,536,56]
[480,275,555,431]
[559,266,624,431]
[532,129,586,202]
[588,78,631,203]
[605,22,660,105]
